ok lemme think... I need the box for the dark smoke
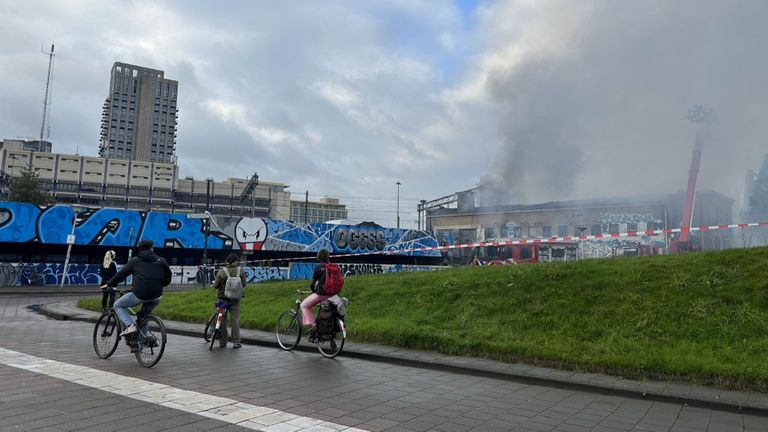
[480,0,768,206]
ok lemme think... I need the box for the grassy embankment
[80,247,768,391]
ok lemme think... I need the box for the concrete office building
[289,197,348,224]
[98,62,178,164]
[0,138,52,153]
[0,147,290,219]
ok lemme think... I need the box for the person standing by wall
[100,250,118,311]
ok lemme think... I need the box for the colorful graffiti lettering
[288,262,446,280]
[599,212,657,225]
[0,202,439,256]
[580,237,666,259]
[0,262,291,287]
[244,266,288,283]
[0,263,102,286]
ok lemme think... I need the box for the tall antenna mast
[38,43,55,156]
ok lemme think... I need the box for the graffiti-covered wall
[0,262,291,287]
[0,260,446,287]
[0,202,439,256]
[289,262,446,280]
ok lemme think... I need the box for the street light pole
[418,199,426,231]
[124,226,134,286]
[203,179,213,266]
[60,205,85,291]
[396,181,402,229]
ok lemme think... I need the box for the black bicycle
[92,289,167,367]
[203,299,229,350]
[275,290,347,358]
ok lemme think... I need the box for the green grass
[79,247,768,391]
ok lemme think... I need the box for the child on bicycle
[301,249,340,337]
[211,253,247,349]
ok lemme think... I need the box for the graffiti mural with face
[235,218,268,250]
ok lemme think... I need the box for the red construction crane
[676,106,712,252]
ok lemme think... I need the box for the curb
[37,302,768,417]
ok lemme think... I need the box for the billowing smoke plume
[475,0,768,205]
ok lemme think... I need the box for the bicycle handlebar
[109,287,132,295]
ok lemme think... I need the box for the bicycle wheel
[93,312,121,359]
[203,312,216,342]
[275,310,301,350]
[209,327,219,351]
[316,318,346,358]
[134,315,167,368]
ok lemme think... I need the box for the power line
[302,193,426,202]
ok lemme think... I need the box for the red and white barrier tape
[232,221,768,266]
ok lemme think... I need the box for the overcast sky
[1,0,767,227]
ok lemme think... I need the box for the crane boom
[678,132,702,244]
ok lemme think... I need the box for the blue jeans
[114,292,160,334]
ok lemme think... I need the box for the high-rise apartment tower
[99,62,178,163]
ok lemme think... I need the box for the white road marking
[0,347,367,432]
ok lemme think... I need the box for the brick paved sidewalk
[40,300,768,417]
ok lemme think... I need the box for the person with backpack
[211,253,247,349]
[301,248,344,337]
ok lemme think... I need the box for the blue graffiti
[288,262,444,280]
[0,201,440,256]
[289,263,317,280]
[0,203,41,242]
[243,266,288,283]
[15,263,102,286]
[80,209,144,246]
[140,212,224,249]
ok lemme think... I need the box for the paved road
[0,294,766,432]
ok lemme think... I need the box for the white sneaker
[120,324,138,337]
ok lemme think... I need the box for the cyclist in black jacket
[100,240,172,337]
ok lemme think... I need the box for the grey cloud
[479,0,768,207]
[0,1,491,215]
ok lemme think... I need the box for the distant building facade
[98,62,178,164]
[0,147,290,219]
[290,197,348,224]
[0,138,52,153]
[425,187,735,255]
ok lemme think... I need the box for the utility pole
[396,181,402,229]
[124,226,134,286]
[36,43,55,169]
[203,179,213,265]
[60,204,85,291]
[417,199,427,231]
[304,190,309,224]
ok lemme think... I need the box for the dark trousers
[219,300,241,343]
[101,288,116,309]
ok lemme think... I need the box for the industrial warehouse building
[424,187,735,259]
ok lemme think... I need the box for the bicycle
[275,290,347,358]
[203,299,229,350]
[92,288,167,368]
